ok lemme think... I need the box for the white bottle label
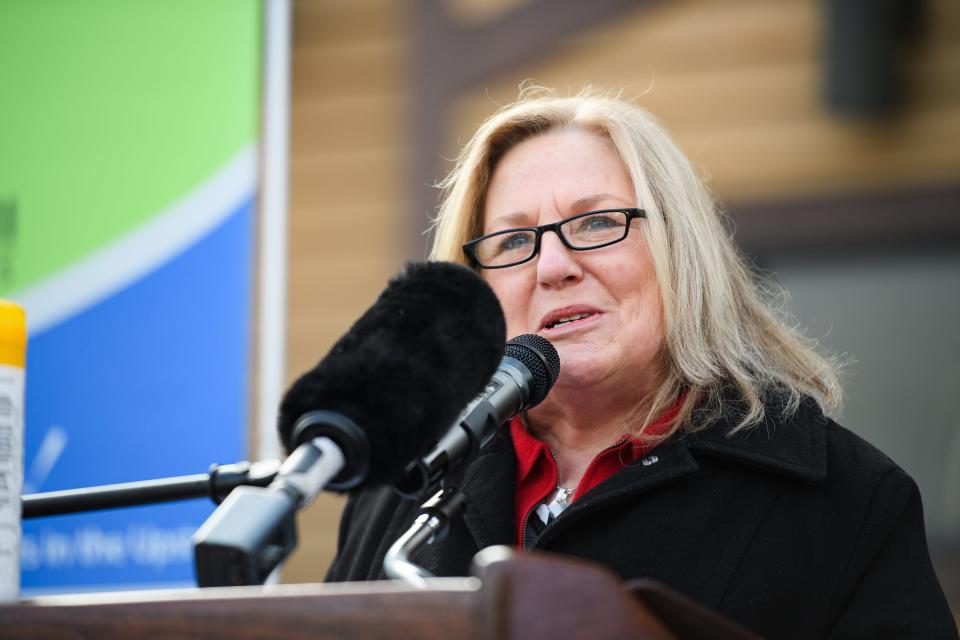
[0,364,23,602]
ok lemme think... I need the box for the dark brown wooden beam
[728,182,960,262]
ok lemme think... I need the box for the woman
[326,88,956,638]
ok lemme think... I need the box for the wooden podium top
[1,550,757,640]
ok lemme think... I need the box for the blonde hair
[430,86,843,437]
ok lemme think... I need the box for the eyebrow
[487,211,532,230]
[486,193,632,232]
[568,193,632,212]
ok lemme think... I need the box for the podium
[0,551,758,639]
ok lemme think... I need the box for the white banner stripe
[258,0,291,463]
[12,144,258,337]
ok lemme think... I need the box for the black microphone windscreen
[277,261,506,486]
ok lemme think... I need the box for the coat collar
[683,397,828,483]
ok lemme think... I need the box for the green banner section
[0,0,260,294]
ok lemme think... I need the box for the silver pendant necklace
[554,485,575,505]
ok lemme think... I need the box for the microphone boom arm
[21,459,282,519]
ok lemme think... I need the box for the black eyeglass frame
[462,207,647,269]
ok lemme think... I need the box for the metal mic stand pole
[383,487,469,588]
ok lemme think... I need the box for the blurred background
[286,0,960,608]
[2,0,958,616]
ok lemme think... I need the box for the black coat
[326,401,957,639]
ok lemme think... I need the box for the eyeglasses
[463,208,646,269]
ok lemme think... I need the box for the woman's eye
[577,214,621,231]
[496,232,532,253]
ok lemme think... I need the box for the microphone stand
[21,459,282,519]
[193,437,345,588]
[383,486,468,588]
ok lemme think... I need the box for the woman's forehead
[481,131,634,229]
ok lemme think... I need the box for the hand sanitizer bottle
[0,301,25,602]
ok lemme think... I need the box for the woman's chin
[552,356,612,390]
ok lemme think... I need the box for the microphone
[395,333,560,498]
[193,261,506,586]
[277,260,507,491]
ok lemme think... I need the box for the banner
[0,0,260,593]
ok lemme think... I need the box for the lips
[539,306,602,331]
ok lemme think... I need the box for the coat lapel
[533,440,701,549]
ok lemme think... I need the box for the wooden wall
[283,0,408,583]
[448,0,960,205]
[282,0,959,584]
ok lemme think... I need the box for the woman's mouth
[540,308,601,333]
[546,312,592,329]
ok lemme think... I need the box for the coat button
[640,455,658,466]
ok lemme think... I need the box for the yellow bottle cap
[0,301,26,368]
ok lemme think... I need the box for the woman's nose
[536,231,583,287]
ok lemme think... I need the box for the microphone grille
[505,334,560,407]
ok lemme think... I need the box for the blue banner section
[21,199,253,593]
